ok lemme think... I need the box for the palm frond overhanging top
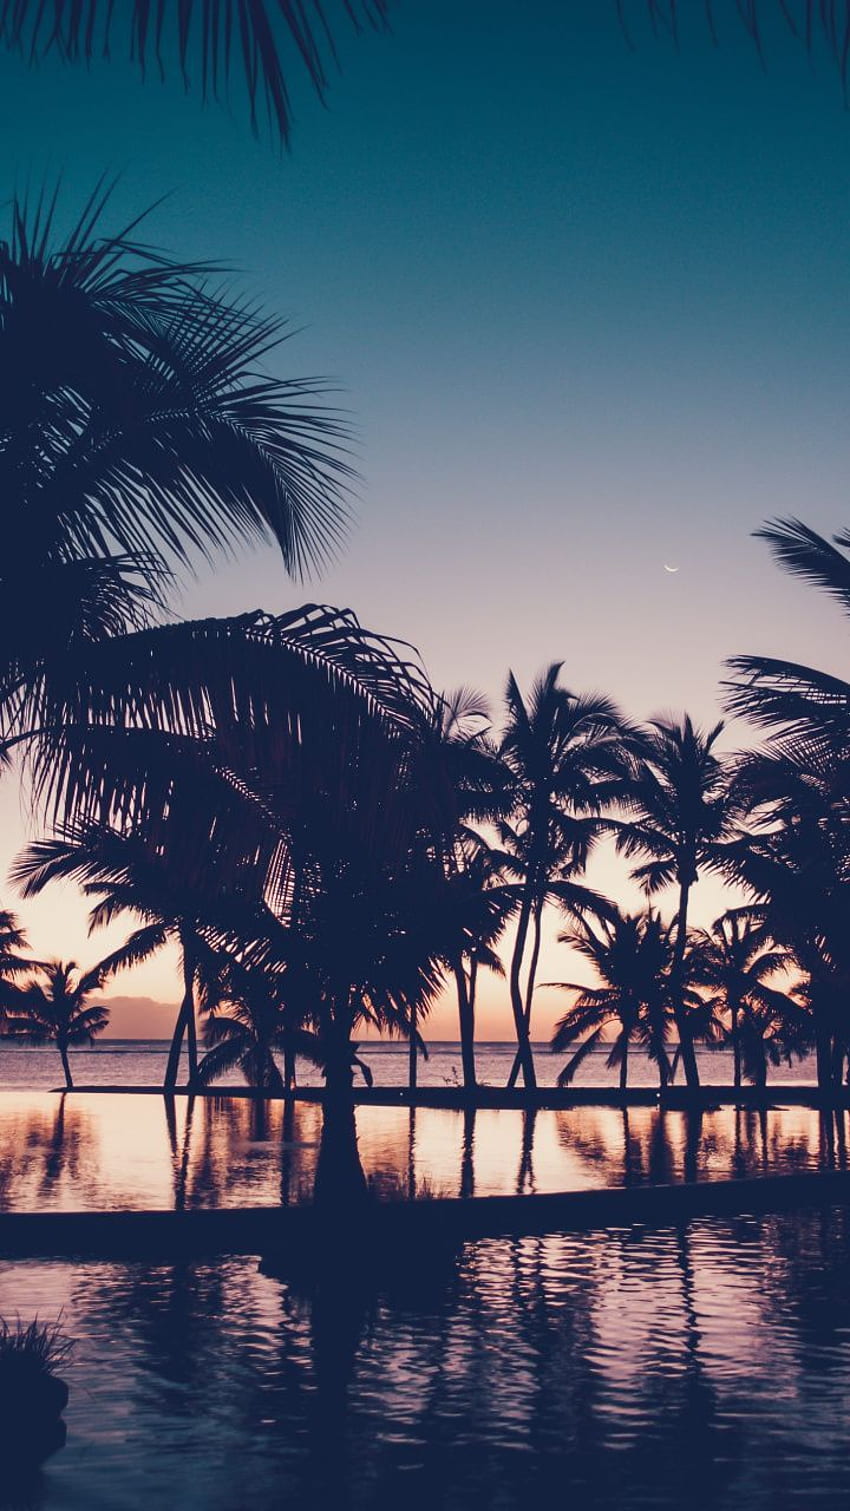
[0,1,390,142]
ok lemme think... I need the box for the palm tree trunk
[506,889,537,1089]
[508,901,544,1088]
[59,1041,73,1090]
[165,941,196,1091]
[409,997,419,1091]
[455,961,476,1090]
[814,1006,834,1095]
[284,1041,296,1091]
[619,1034,629,1092]
[672,881,700,1091]
[731,999,741,1088]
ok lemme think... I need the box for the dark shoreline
[43,1083,850,1111]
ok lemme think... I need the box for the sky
[1,2,849,1040]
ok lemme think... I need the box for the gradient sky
[1,3,849,1040]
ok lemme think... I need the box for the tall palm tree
[0,187,352,779]
[720,755,850,1090]
[4,960,110,1088]
[495,665,634,1089]
[725,517,850,1090]
[548,907,679,1091]
[612,716,736,1091]
[687,909,803,1088]
[426,687,511,1090]
[443,846,511,1091]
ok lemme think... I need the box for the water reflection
[4,1208,850,1506]
[1,1092,849,1214]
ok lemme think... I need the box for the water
[3,1212,850,1507]
[0,1039,820,1091]
[0,1093,844,1210]
[2,1088,850,1508]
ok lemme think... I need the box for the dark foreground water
[3,1093,850,1509]
[4,1211,850,1509]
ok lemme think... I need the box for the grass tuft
[0,1315,74,1375]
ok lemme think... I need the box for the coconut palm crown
[4,960,111,1088]
[549,906,682,1091]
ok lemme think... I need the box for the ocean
[0,1039,820,1091]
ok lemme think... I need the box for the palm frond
[0,3,390,143]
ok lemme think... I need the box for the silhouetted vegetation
[1,192,849,1216]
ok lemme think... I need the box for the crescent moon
[663,563,679,573]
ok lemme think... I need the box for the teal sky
[2,3,850,1036]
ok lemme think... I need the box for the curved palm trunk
[506,889,537,1090]
[507,901,544,1089]
[58,1040,73,1089]
[455,961,476,1090]
[672,881,700,1091]
[164,936,198,1091]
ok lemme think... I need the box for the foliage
[0,1316,73,1377]
[549,907,685,1089]
[0,2,390,143]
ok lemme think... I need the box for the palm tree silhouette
[612,716,735,1091]
[444,845,511,1090]
[4,960,110,1087]
[725,518,850,1089]
[722,755,850,1089]
[0,185,355,751]
[198,963,290,1094]
[687,909,807,1089]
[0,909,32,1022]
[549,906,678,1091]
[14,825,236,1091]
[495,664,633,1089]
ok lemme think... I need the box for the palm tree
[0,909,31,1023]
[443,846,511,1090]
[495,665,634,1089]
[426,688,511,1090]
[724,517,850,1090]
[687,909,804,1089]
[548,907,679,1091]
[13,824,244,1091]
[0,187,352,781]
[612,716,736,1091]
[720,755,850,1090]
[4,960,110,1088]
[197,962,288,1094]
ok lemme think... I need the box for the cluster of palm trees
[0,194,848,1116]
